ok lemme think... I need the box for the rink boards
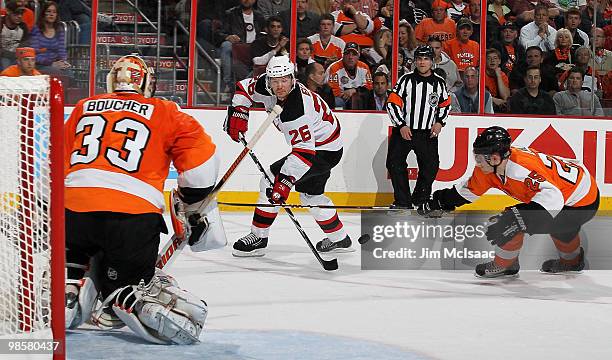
[63,108,612,212]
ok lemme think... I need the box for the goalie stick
[238,134,339,271]
[156,105,283,269]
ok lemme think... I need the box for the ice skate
[540,247,585,274]
[475,260,520,279]
[232,232,268,257]
[315,235,354,253]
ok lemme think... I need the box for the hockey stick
[217,201,418,212]
[238,134,339,271]
[156,105,283,269]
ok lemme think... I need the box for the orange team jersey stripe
[387,92,404,108]
[439,96,451,108]
[66,187,162,214]
[340,33,374,47]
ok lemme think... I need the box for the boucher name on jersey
[83,99,155,119]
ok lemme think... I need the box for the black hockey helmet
[413,45,434,60]
[473,126,512,159]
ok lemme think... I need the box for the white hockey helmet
[106,53,155,97]
[265,55,296,94]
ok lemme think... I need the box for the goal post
[0,75,65,360]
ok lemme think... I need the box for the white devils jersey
[232,76,342,181]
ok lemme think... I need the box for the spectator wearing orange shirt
[484,48,510,112]
[443,18,479,72]
[0,47,41,76]
[415,0,456,45]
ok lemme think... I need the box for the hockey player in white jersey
[224,55,352,255]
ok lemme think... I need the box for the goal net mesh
[0,76,54,336]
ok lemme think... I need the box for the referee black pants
[386,128,439,207]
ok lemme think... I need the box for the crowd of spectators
[2,0,611,116]
[195,0,612,115]
[0,0,96,85]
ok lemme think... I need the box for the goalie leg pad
[65,255,101,329]
[111,271,208,345]
[112,305,169,344]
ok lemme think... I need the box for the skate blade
[539,269,584,275]
[322,247,356,254]
[474,272,520,279]
[232,249,266,257]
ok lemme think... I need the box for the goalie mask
[107,54,156,97]
[265,55,296,96]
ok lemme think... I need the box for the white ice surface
[67,212,612,360]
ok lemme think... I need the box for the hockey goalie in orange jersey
[64,54,225,344]
[418,126,600,278]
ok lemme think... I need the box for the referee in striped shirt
[385,45,451,208]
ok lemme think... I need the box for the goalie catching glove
[266,173,295,204]
[224,105,249,142]
[486,206,528,247]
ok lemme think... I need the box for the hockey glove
[417,198,443,218]
[170,189,210,246]
[186,214,210,246]
[486,206,527,247]
[417,190,456,218]
[224,105,249,142]
[266,173,295,204]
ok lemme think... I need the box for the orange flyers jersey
[325,60,373,97]
[443,38,480,71]
[331,10,380,47]
[331,10,375,36]
[415,17,456,44]
[65,91,217,214]
[0,65,42,77]
[456,147,599,213]
[308,34,345,63]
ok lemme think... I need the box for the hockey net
[0,75,64,359]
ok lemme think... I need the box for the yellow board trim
[164,191,612,214]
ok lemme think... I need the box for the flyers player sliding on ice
[225,55,353,255]
[418,126,600,278]
[64,54,226,344]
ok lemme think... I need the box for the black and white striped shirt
[385,70,451,130]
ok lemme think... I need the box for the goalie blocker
[417,126,600,277]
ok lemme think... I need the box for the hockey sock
[493,233,524,267]
[315,212,346,242]
[251,207,278,238]
[551,235,581,265]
